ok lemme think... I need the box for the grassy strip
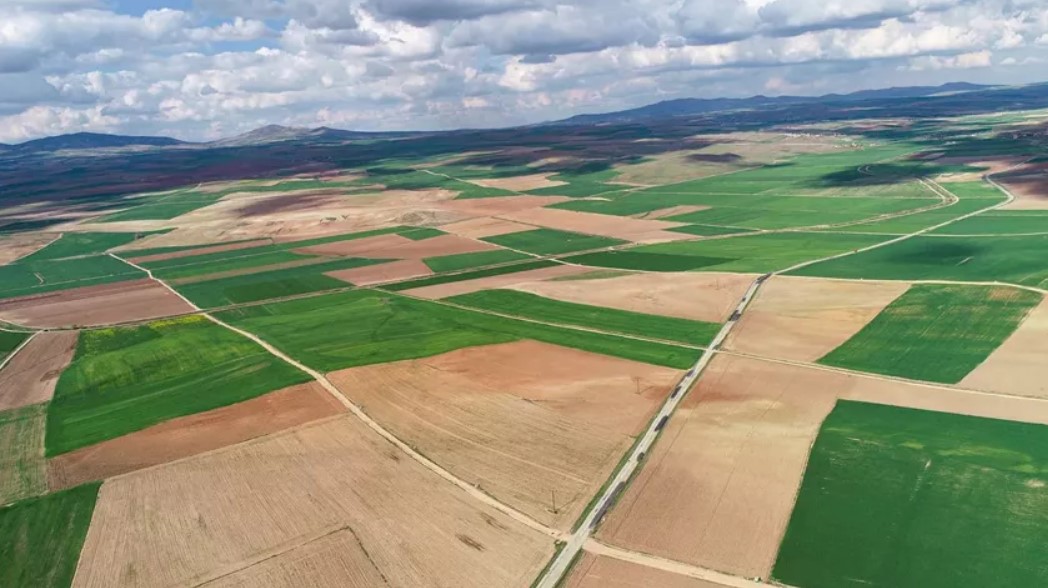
[384,260,558,291]
[0,482,101,588]
[819,284,1041,383]
[774,401,1048,588]
[47,315,310,455]
[447,289,719,346]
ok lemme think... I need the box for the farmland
[482,228,627,255]
[774,401,1048,588]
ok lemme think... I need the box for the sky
[1,0,1047,142]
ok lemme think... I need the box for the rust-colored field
[597,354,1048,579]
[124,239,272,263]
[439,216,535,238]
[0,279,194,329]
[404,264,590,299]
[0,403,47,504]
[72,415,553,588]
[508,271,754,323]
[326,259,433,286]
[0,331,78,411]
[961,297,1048,398]
[723,276,908,362]
[500,207,690,243]
[565,553,730,588]
[48,382,343,490]
[327,340,680,529]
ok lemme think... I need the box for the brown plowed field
[326,259,433,286]
[72,416,553,588]
[439,216,535,238]
[723,276,908,362]
[961,297,1048,399]
[297,233,496,259]
[500,207,690,243]
[0,403,47,504]
[0,331,78,411]
[597,354,1048,579]
[404,264,591,299]
[565,553,730,588]
[124,239,272,263]
[998,161,1048,209]
[509,271,754,323]
[469,174,566,192]
[204,527,389,588]
[441,195,568,216]
[327,340,680,529]
[294,233,411,257]
[0,279,195,328]
[48,382,343,490]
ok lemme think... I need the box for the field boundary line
[0,330,38,375]
[584,539,782,588]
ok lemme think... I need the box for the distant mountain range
[0,82,998,155]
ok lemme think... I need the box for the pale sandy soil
[499,207,691,243]
[723,276,909,362]
[469,174,567,192]
[441,195,568,217]
[293,233,411,257]
[0,403,47,504]
[122,239,272,262]
[439,216,536,238]
[72,415,553,588]
[936,156,1026,183]
[998,161,1048,210]
[508,271,754,323]
[0,233,59,264]
[328,341,680,530]
[636,205,710,220]
[0,279,195,328]
[0,331,78,411]
[957,296,1048,397]
[48,382,344,490]
[597,354,1048,579]
[326,259,433,286]
[404,264,591,299]
[296,233,496,260]
[565,553,731,588]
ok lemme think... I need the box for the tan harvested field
[404,264,591,299]
[961,297,1048,398]
[723,276,909,362]
[597,354,1048,579]
[297,233,495,259]
[565,553,730,588]
[0,233,59,264]
[508,271,754,323]
[469,173,566,191]
[0,278,195,328]
[123,239,272,262]
[327,340,680,529]
[326,259,433,286]
[0,403,47,504]
[0,331,78,411]
[48,382,343,490]
[441,194,568,216]
[499,207,690,243]
[72,415,553,588]
[998,161,1048,209]
[439,216,535,238]
[294,233,410,257]
[204,528,390,588]
[935,156,1025,183]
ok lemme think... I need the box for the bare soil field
[0,331,78,411]
[508,271,754,323]
[72,415,553,588]
[48,382,343,490]
[439,216,535,238]
[958,297,1048,398]
[440,195,568,217]
[404,264,591,299]
[0,233,59,264]
[123,239,272,263]
[327,340,680,529]
[935,156,1026,183]
[326,259,433,286]
[723,276,909,362]
[0,279,195,328]
[998,161,1048,210]
[597,354,1048,579]
[469,174,567,192]
[0,403,47,504]
[500,208,690,243]
[565,553,731,588]
[297,233,496,259]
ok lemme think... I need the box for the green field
[384,259,559,291]
[153,250,318,281]
[20,232,154,262]
[447,289,719,345]
[790,234,1048,288]
[834,180,1006,234]
[218,289,698,372]
[361,169,515,199]
[0,404,47,504]
[0,330,29,361]
[774,401,1048,588]
[46,316,310,455]
[667,224,756,237]
[0,482,100,588]
[526,169,626,197]
[0,255,144,300]
[482,228,627,255]
[100,189,226,222]
[819,284,1040,383]
[568,232,887,273]
[931,211,1048,235]
[423,249,532,273]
